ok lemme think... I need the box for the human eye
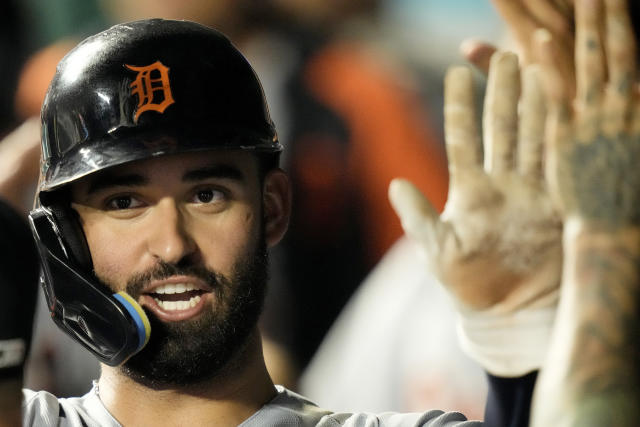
[105,194,144,210]
[190,187,226,205]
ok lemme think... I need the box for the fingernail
[388,178,405,200]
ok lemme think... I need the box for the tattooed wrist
[564,216,640,251]
[560,132,640,226]
[552,217,640,425]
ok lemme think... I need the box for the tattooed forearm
[534,225,640,426]
[570,245,640,380]
[531,0,640,425]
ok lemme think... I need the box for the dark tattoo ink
[618,73,632,94]
[562,246,640,425]
[565,133,640,226]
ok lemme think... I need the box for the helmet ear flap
[29,205,151,366]
[47,204,93,271]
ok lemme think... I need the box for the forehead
[72,150,259,193]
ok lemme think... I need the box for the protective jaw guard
[29,207,151,366]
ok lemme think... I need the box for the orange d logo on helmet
[125,61,175,122]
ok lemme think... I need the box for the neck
[97,328,276,427]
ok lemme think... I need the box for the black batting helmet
[39,18,280,193]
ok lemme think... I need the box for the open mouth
[147,283,208,311]
[140,282,213,321]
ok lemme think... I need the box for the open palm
[390,52,562,313]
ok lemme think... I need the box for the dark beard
[112,238,268,389]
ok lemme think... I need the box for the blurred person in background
[0,0,30,137]
[250,0,449,371]
[300,236,488,419]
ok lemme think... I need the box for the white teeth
[153,283,197,294]
[154,295,202,312]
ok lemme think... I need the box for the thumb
[389,178,439,242]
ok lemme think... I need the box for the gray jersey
[22,385,482,426]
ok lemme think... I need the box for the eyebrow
[182,164,245,183]
[85,164,245,195]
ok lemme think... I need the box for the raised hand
[389,52,562,376]
[0,118,41,214]
[538,0,640,225]
[462,0,576,98]
[531,0,640,425]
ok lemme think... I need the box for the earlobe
[262,169,291,248]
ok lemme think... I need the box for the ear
[262,168,291,248]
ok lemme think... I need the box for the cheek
[193,207,260,274]
[81,214,145,289]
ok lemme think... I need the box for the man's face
[70,150,269,387]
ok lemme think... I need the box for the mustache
[125,261,225,299]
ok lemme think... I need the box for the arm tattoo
[559,242,640,426]
[566,133,640,226]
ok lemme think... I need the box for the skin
[458,1,640,422]
[0,118,41,214]
[69,150,291,427]
[531,0,640,425]
[462,0,577,100]
[389,52,562,313]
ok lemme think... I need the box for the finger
[388,178,440,245]
[601,0,636,137]
[491,0,539,64]
[518,65,546,180]
[538,32,578,102]
[521,0,577,100]
[444,66,482,182]
[575,0,606,141]
[460,39,497,75]
[536,29,573,207]
[524,0,575,37]
[535,29,570,106]
[483,51,520,174]
[551,0,575,17]
[537,29,573,142]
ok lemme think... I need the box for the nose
[146,198,196,264]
